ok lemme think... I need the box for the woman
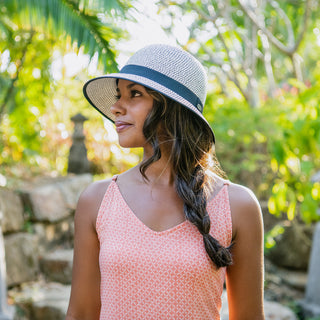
[66,44,265,320]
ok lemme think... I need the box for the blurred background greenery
[1,0,320,226]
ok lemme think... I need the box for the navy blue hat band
[120,64,203,112]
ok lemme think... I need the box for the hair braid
[173,138,233,269]
[141,89,233,268]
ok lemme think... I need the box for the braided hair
[140,89,233,268]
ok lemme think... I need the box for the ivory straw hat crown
[83,44,215,142]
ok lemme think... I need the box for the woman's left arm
[226,184,265,320]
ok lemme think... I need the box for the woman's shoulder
[80,178,113,204]
[75,177,114,225]
[226,181,263,239]
[227,182,261,214]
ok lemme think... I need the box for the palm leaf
[2,0,131,71]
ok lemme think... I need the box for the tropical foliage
[0,0,132,180]
[158,0,316,108]
[1,0,130,70]
[156,0,320,222]
[206,71,320,224]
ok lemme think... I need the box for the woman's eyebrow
[116,82,143,93]
[127,83,141,89]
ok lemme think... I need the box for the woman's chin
[118,139,143,149]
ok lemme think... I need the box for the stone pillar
[67,113,91,174]
[300,221,320,317]
[0,212,14,320]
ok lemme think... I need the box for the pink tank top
[96,177,232,320]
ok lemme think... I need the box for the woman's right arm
[66,180,111,320]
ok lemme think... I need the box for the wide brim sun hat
[83,44,215,142]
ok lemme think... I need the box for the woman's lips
[115,121,133,133]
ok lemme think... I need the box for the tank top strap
[222,179,231,186]
[96,177,119,241]
[221,182,232,246]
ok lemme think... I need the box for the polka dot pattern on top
[96,178,232,320]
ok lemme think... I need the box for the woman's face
[110,79,154,149]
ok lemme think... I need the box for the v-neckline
[113,180,227,235]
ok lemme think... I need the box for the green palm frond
[80,0,131,14]
[2,0,131,71]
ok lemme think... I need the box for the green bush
[206,74,320,223]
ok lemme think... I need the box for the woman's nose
[110,99,126,116]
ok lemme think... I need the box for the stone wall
[0,174,92,288]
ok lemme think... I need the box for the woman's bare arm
[226,183,265,320]
[66,179,111,320]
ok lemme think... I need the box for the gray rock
[277,268,308,291]
[40,249,73,284]
[300,221,320,317]
[0,188,24,233]
[55,174,92,210]
[33,217,74,253]
[0,224,15,320]
[264,259,306,304]
[264,301,298,320]
[220,291,229,320]
[266,222,314,270]
[4,233,39,287]
[21,184,68,222]
[11,282,70,320]
[20,174,92,223]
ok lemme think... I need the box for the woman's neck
[140,150,175,186]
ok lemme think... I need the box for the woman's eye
[131,90,142,97]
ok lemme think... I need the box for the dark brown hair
[140,89,233,268]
